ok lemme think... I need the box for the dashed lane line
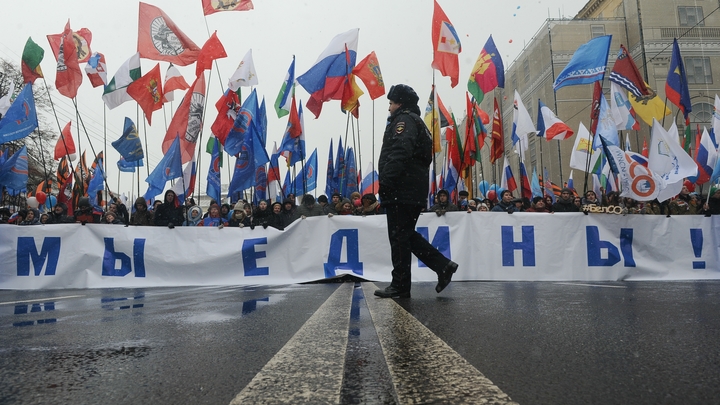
[229,283,353,405]
[362,282,519,404]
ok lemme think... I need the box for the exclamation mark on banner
[690,229,705,269]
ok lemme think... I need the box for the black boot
[436,261,458,293]
[374,285,411,298]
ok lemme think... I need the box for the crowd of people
[2,183,718,228]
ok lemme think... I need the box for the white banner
[1,212,718,290]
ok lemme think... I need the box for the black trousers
[385,204,451,291]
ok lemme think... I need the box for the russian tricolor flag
[297,29,358,119]
[501,156,517,193]
[360,162,379,196]
[690,127,717,184]
[537,100,574,141]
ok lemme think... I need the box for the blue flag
[117,156,143,173]
[592,96,620,149]
[145,136,183,199]
[554,35,612,91]
[0,84,38,143]
[206,137,222,204]
[254,164,268,204]
[343,147,358,197]
[87,158,105,195]
[0,145,28,192]
[531,168,543,198]
[282,169,291,197]
[292,148,318,194]
[257,97,267,147]
[334,137,345,195]
[325,139,334,197]
[278,101,306,166]
[111,117,144,162]
[225,89,258,157]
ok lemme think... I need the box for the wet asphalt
[1,281,719,404]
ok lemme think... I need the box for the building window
[678,6,704,27]
[690,102,713,126]
[591,25,605,38]
[523,59,530,83]
[685,57,712,84]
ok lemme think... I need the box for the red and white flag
[137,2,200,66]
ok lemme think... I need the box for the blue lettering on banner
[586,226,635,267]
[102,238,147,277]
[501,226,536,266]
[417,226,451,268]
[243,238,269,276]
[17,237,61,276]
[324,229,363,278]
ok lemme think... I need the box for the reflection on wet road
[1,281,720,404]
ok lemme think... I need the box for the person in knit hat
[198,203,228,227]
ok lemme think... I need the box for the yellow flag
[628,82,671,126]
[424,86,442,153]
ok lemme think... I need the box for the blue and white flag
[145,136,183,199]
[111,117,144,162]
[206,137,222,204]
[553,35,612,91]
[0,84,38,144]
[0,145,28,192]
[292,148,318,194]
[592,95,620,149]
[117,156,143,173]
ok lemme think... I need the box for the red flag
[490,98,504,164]
[641,138,649,158]
[47,27,92,63]
[431,0,461,88]
[127,63,164,125]
[590,81,602,134]
[84,52,107,87]
[287,96,302,138]
[202,0,253,15]
[56,156,71,189]
[51,21,83,99]
[54,121,77,160]
[138,2,201,66]
[341,73,363,118]
[162,73,206,164]
[352,51,385,100]
[210,90,240,145]
[196,31,227,76]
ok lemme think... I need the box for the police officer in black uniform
[375,84,459,299]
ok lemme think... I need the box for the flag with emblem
[47,26,92,63]
[206,137,222,204]
[490,97,504,163]
[138,2,200,66]
[162,72,206,164]
[325,139,335,196]
[21,37,44,84]
[228,49,258,91]
[278,97,306,165]
[111,117,144,162]
[468,35,504,103]
[127,63,164,125]
[0,146,28,193]
[253,164,268,204]
[0,84,38,144]
[431,0,461,88]
[225,88,259,156]
[609,82,640,131]
[424,85,442,153]
[211,89,240,145]
[554,35,611,91]
[665,38,692,122]
[352,51,385,100]
[292,148,318,193]
[51,21,83,99]
[84,52,107,87]
[569,123,597,172]
[202,0,253,15]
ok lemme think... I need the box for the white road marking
[0,295,86,306]
[229,282,353,405]
[554,282,627,288]
[363,283,519,404]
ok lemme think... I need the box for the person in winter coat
[295,194,325,219]
[252,200,274,228]
[130,197,153,226]
[374,84,458,299]
[198,203,228,227]
[48,202,74,224]
[229,201,249,227]
[153,190,184,228]
[184,206,203,226]
[552,188,580,212]
[267,201,286,230]
[102,211,122,224]
[703,187,720,215]
[280,199,296,225]
[526,196,551,213]
[19,209,40,225]
[336,198,355,215]
[429,189,458,215]
[355,193,383,215]
[74,197,100,224]
[491,190,518,213]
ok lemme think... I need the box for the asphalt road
[1,280,719,404]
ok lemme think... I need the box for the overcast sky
[0,0,586,198]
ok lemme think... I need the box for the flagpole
[40,77,76,180]
[73,103,86,198]
[103,106,108,202]
[372,99,376,194]
[341,113,351,197]
[547,21,564,186]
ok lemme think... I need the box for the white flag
[569,123,600,172]
[511,90,535,160]
[648,120,698,201]
[610,82,639,131]
[228,49,259,91]
[602,137,662,201]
